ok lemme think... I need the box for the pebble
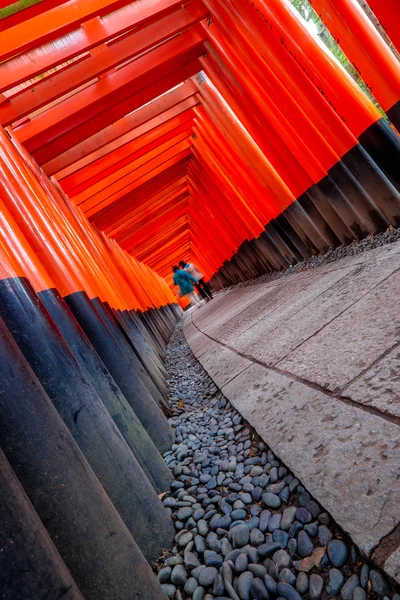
[193,586,205,600]
[273,549,291,568]
[158,567,172,583]
[250,577,269,599]
[369,570,390,596]
[237,571,254,600]
[161,583,176,598]
[265,573,278,595]
[297,530,314,557]
[231,523,250,548]
[296,572,309,594]
[327,539,349,567]
[184,577,199,595]
[198,567,218,588]
[326,568,344,596]
[277,582,303,600]
[360,564,369,589]
[309,574,324,600]
[281,506,297,531]
[279,568,296,586]
[341,575,360,600]
[262,492,281,509]
[353,586,367,600]
[157,323,378,600]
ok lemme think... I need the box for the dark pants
[195,278,213,300]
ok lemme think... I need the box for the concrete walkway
[184,242,400,584]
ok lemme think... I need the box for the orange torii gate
[0,0,400,594]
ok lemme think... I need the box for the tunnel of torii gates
[0,0,400,597]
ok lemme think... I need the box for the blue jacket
[173,269,198,295]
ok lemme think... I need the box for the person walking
[179,260,213,301]
[172,266,201,307]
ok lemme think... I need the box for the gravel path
[235,227,400,289]
[157,321,400,600]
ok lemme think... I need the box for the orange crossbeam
[0,0,191,62]
[92,161,189,226]
[61,112,195,193]
[0,0,190,92]
[18,58,202,164]
[44,82,198,176]
[96,174,189,233]
[71,131,193,203]
[14,29,205,151]
[80,142,193,215]
[0,1,207,126]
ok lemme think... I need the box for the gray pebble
[185,550,201,570]
[165,555,183,567]
[199,567,218,587]
[298,530,314,557]
[360,564,369,589]
[341,575,359,600]
[265,573,278,595]
[369,570,389,596]
[238,571,254,600]
[263,492,281,509]
[158,566,172,583]
[250,528,265,546]
[277,582,303,600]
[279,568,296,586]
[250,577,269,599]
[161,583,176,598]
[204,550,223,568]
[184,577,199,595]
[193,586,205,600]
[231,523,250,548]
[326,568,344,596]
[248,564,266,578]
[296,572,309,594]
[309,574,324,600]
[235,553,248,573]
[273,549,291,568]
[353,586,367,600]
[327,540,349,567]
[281,506,297,531]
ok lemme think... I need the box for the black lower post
[0,277,174,562]
[64,290,174,452]
[39,288,172,494]
[0,449,84,600]
[0,319,168,600]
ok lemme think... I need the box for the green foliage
[289,0,387,118]
[0,0,42,19]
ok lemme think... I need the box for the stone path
[183,242,400,586]
[157,321,399,600]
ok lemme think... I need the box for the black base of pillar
[39,288,172,494]
[0,318,167,600]
[64,290,174,453]
[0,278,174,563]
[0,449,83,600]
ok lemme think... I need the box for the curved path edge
[184,243,400,586]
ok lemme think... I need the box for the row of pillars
[0,127,182,599]
[195,0,400,288]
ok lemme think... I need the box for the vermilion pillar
[366,0,400,56]
[309,0,400,129]
[0,126,175,454]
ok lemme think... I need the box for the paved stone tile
[232,254,400,368]
[229,266,353,355]
[220,363,400,558]
[200,346,252,388]
[385,547,400,583]
[343,345,400,417]
[277,270,400,392]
